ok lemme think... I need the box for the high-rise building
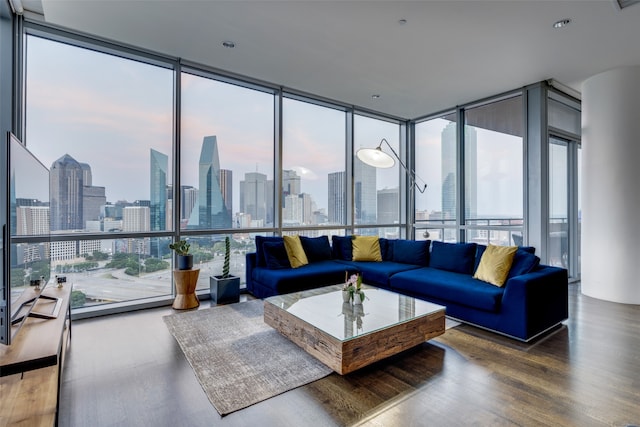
[16,206,50,235]
[240,172,268,224]
[441,122,477,220]
[187,136,231,229]
[123,206,150,232]
[150,148,168,232]
[354,159,377,224]
[50,154,84,231]
[79,162,92,186]
[181,186,198,221]
[283,170,301,196]
[83,185,106,227]
[219,169,233,223]
[327,171,345,224]
[377,187,399,224]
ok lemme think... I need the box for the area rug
[163,299,333,416]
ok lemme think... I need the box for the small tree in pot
[169,239,193,270]
[210,236,240,304]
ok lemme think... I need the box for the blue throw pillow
[507,250,540,279]
[430,241,477,274]
[379,238,393,261]
[262,241,291,270]
[255,236,284,268]
[392,240,430,266]
[300,236,332,263]
[331,235,353,261]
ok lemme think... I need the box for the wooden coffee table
[264,284,445,375]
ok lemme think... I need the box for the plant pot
[210,275,240,305]
[177,254,193,270]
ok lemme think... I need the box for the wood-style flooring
[58,284,640,427]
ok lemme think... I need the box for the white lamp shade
[356,147,395,168]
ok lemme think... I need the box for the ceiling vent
[614,0,640,9]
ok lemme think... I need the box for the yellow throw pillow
[283,235,309,268]
[473,244,518,287]
[352,236,382,262]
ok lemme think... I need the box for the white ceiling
[33,0,640,119]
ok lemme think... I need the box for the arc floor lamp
[356,138,427,194]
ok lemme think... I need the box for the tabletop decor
[342,272,365,303]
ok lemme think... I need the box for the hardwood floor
[58,284,640,427]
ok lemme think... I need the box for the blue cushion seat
[252,260,354,296]
[391,267,505,312]
[335,260,421,288]
[300,236,332,262]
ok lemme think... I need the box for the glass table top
[264,284,445,342]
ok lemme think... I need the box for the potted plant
[169,239,193,270]
[210,236,240,304]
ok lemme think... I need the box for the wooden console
[0,285,72,427]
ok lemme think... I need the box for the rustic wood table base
[264,285,445,375]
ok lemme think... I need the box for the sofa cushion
[252,260,352,294]
[335,260,421,287]
[392,239,430,266]
[379,238,393,261]
[255,236,284,268]
[391,267,504,312]
[332,235,353,260]
[507,250,540,279]
[429,241,477,274]
[473,244,518,287]
[352,236,382,262]
[300,236,332,263]
[283,235,309,268]
[262,242,291,270]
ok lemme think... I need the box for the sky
[24,34,526,220]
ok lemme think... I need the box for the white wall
[582,66,640,304]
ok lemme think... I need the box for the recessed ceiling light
[553,19,571,29]
[222,41,236,48]
[372,94,381,99]
[399,19,407,25]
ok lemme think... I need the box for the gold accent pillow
[352,236,382,262]
[473,244,518,287]
[283,235,309,268]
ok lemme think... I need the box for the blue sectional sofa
[246,235,568,342]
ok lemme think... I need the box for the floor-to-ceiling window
[23,34,174,309]
[180,71,275,289]
[548,91,581,279]
[414,112,457,242]
[464,95,524,246]
[353,114,402,238]
[282,97,346,236]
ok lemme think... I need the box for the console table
[0,285,72,427]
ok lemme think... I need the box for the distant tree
[144,258,169,273]
[70,290,87,308]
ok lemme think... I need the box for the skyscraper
[240,172,268,224]
[328,171,345,224]
[354,159,377,224]
[282,170,301,196]
[50,154,84,231]
[377,187,399,224]
[441,122,477,221]
[219,169,233,224]
[441,122,457,220]
[150,148,168,232]
[187,136,231,229]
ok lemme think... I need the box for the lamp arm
[378,139,427,194]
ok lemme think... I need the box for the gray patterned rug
[163,299,333,416]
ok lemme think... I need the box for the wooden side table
[172,269,200,310]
